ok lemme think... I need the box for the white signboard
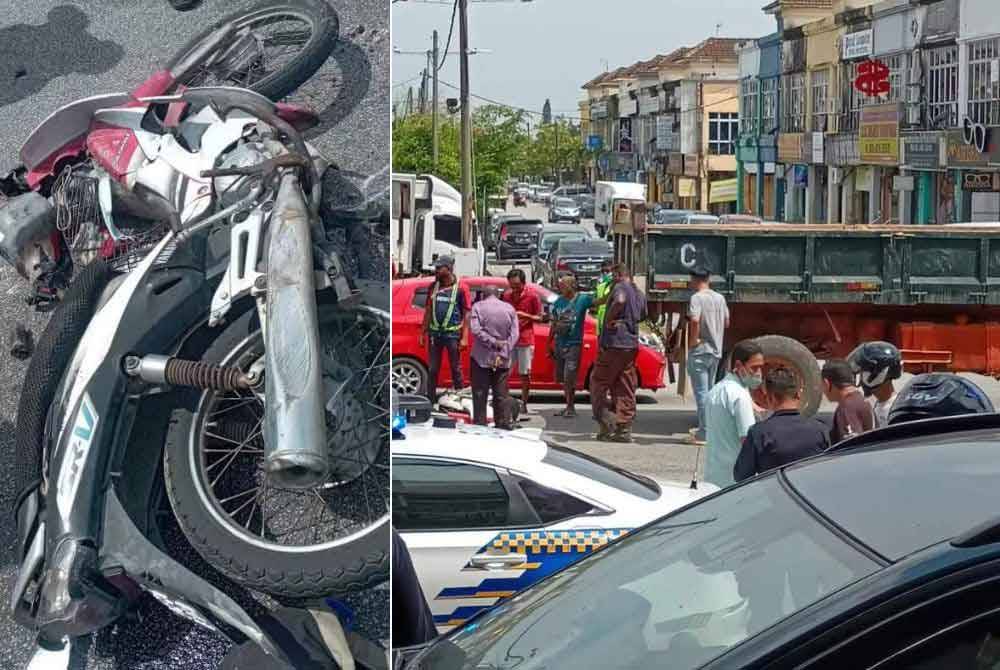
[619,97,638,117]
[656,115,678,151]
[842,29,873,60]
[893,176,915,191]
[638,94,660,116]
[591,100,608,120]
[811,133,825,164]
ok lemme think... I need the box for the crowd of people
[419,256,647,441]
[418,255,998,491]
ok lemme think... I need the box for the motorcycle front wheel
[163,287,389,598]
[166,0,339,102]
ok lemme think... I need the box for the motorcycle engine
[213,139,272,209]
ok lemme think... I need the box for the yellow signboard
[859,103,900,165]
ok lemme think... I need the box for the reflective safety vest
[429,283,462,333]
[595,276,613,335]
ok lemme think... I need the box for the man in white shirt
[703,340,764,489]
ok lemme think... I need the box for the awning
[709,178,738,204]
[677,178,696,198]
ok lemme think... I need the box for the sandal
[553,408,577,418]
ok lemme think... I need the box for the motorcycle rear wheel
[163,289,389,598]
[166,0,339,102]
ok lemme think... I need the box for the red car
[391,276,667,395]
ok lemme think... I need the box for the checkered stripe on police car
[491,529,629,554]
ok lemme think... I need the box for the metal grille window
[968,37,1000,126]
[878,54,907,103]
[926,45,959,128]
[782,72,806,132]
[761,77,778,133]
[741,78,759,135]
[841,61,865,131]
[811,69,829,132]
[708,112,739,155]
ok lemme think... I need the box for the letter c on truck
[681,243,697,268]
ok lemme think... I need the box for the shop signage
[855,166,874,192]
[778,133,805,163]
[854,59,890,98]
[962,172,1000,192]
[946,128,1000,167]
[893,176,915,191]
[619,96,638,117]
[842,29,873,61]
[607,152,637,172]
[745,162,758,175]
[811,132,825,163]
[903,136,941,169]
[590,100,608,120]
[638,94,660,116]
[684,154,699,177]
[587,135,603,151]
[667,152,684,175]
[859,104,900,165]
[794,165,809,186]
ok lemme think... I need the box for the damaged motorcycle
[0,2,389,667]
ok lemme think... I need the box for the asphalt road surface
[0,1,388,668]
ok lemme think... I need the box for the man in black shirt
[392,527,438,649]
[734,367,829,482]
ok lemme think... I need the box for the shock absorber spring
[164,359,253,392]
[123,354,257,391]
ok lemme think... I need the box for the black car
[488,212,523,251]
[399,413,1000,670]
[496,218,543,261]
[535,237,610,291]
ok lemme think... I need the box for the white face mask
[737,365,763,390]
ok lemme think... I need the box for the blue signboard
[587,135,603,151]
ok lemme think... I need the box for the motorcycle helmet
[847,341,902,396]
[887,373,994,425]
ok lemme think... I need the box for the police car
[391,409,716,632]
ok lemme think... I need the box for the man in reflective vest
[419,255,470,399]
[594,260,614,336]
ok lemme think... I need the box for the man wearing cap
[686,265,729,445]
[419,255,470,399]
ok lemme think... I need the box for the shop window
[709,113,739,155]
[927,45,959,128]
[811,69,829,132]
[761,78,778,133]
[968,37,1000,126]
[841,61,865,132]
[781,72,806,132]
[741,78,759,135]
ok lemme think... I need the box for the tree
[525,118,587,182]
[391,104,530,203]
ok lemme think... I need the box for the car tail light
[556,260,569,270]
[500,225,508,240]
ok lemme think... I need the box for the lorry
[614,217,1000,416]
[391,172,485,278]
[594,181,646,238]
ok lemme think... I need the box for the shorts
[513,345,534,375]
[554,344,582,385]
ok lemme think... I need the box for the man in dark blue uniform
[733,367,829,482]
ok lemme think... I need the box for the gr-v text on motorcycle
[0,2,389,667]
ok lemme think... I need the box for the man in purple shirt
[469,285,520,428]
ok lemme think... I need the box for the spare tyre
[752,335,823,417]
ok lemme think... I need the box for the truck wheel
[752,335,822,417]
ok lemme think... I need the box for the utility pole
[432,29,440,171]
[555,116,561,186]
[459,0,473,248]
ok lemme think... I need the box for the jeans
[687,352,720,439]
[428,336,463,397]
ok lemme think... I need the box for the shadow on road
[304,39,372,141]
[0,6,124,108]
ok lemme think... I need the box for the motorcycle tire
[163,286,389,598]
[166,0,339,102]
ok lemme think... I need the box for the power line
[392,73,425,89]
[436,0,459,71]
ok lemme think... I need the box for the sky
[391,0,775,121]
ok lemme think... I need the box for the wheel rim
[187,305,390,552]
[392,360,424,395]
[181,9,318,90]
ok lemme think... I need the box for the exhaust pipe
[263,174,328,489]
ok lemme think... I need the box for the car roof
[556,238,612,254]
[391,422,549,469]
[785,427,1000,561]
[541,223,586,233]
